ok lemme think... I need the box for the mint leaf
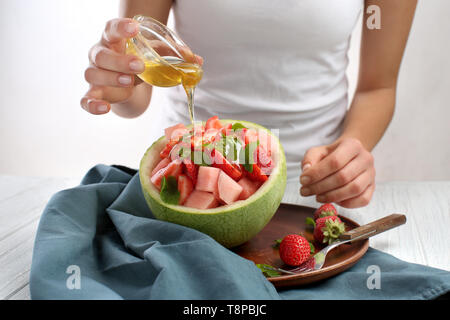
[256,264,281,277]
[305,217,316,229]
[232,122,247,131]
[160,176,180,205]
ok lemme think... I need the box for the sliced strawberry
[178,174,194,205]
[205,116,222,130]
[211,149,242,181]
[255,144,273,168]
[259,165,273,176]
[160,139,180,159]
[246,164,268,183]
[203,128,220,145]
[239,164,247,178]
[182,158,199,186]
[257,131,273,157]
[150,159,182,189]
[190,134,204,150]
[219,123,233,136]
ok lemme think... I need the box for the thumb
[301,145,328,172]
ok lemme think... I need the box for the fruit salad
[150,116,275,209]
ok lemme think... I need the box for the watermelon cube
[237,177,261,200]
[184,190,219,209]
[165,123,188,141]
[150,159,182,189]
[151,158,171,177]
[195,166,221,193]
[178,174,194,205]
[218,171,243,205]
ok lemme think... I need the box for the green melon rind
[139,119,287,248]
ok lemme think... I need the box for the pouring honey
[126,15,203,125]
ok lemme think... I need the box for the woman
[81,0,417,208]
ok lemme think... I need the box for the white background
[0,0,449,181]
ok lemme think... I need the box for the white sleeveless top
[164,0,363,181]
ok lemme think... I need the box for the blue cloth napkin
[30,165,450,300]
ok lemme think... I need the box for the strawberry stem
[322,219,345,245]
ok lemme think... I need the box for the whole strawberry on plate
[313,203,338,221]
[279,234,311,266]
[314,216,346,245]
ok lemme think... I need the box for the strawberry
[246,164,268,182]
[211,149,242,181]
[313,203,338,221]
[178,174,194,205]
[205,116,222,130]
[190,133,204,150]
[203,128,220,144]
[255,145,273,168]
[182,158,199,186]
[160,139,180,159]
[219,123,233,136]
[279,234,311,266]
[313,216,346,245]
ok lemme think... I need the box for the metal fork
[263,213,406,276]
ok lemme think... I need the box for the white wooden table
[1,176,449,300]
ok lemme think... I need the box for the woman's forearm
[336,0,417,151]
[338,86,396,151]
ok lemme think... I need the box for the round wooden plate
[232,203,369,288]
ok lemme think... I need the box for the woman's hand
[299,138,376,208]
[81,18,145,115]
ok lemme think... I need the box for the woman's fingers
[84,67,135,88]
[315,167,375,204]
[80,86,110,115]
[300,151,373,196]
[89,45,145,74]
[81,85,135,115]
[336,184,375,209]
[81,18,146,115]
[299,138,376,208]
[301,139,365,186]
[102,18,138,46]
[301,139,361,186]
[301,146,328,172]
